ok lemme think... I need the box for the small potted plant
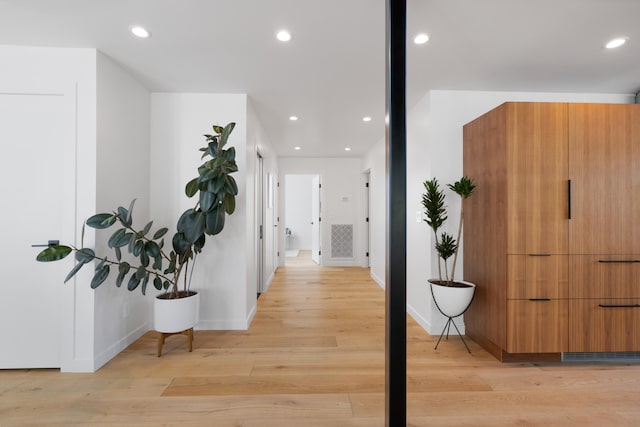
[36,122,238,354]
[422,176,476,330]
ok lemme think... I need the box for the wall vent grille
[563,352,640,362]
[331,224,353,258]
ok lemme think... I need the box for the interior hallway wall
[150,93,256,330]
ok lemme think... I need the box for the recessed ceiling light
[345,147,352,152]
[414,33,429,45]
[605,37,627,49]
[276,30,292,42]
[363,117,372,122]
[130,26,150,38]
[289,116,298,121]
[294,146,301,150]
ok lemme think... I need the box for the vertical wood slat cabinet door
[569,104,640,254]
[506,102,569,255]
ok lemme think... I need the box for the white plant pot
[154,291,199,333]
[429,280,476,318]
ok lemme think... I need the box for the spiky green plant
[36,122,239,299]
[422,176,476,286]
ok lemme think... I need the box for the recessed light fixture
[345,147,352,152]
[294,146,301,150]
[363,116,372,122]
[130,25,150,38]
[605,37,627,49]
[276,30,292,42]
[414,33,429,45]
[289,116,298,121]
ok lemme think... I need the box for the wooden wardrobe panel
[569,255,640,299]
[506,102,569,255]
[507,300,568,353]
[507,255,568,299]
[569,299,640,352]
[463,103,509,350]
[569,103,640,254]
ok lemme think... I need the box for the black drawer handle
[598,260,640,263]
[529,254,551,257]
[598,304,640,308]
[529,298,551,301]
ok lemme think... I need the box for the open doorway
[284,174,321,266]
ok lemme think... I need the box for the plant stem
[450,201,464,286]
[433,230,443,282]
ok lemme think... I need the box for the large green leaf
[127,272,140,292]
[208,175,226,193]
[153,276,163,291]
[108,229,133,249]
[141,221,153,237]
[219,122,235,148]
[184,211,205,243]
[200,190,215,212]
[205,205,225,235]
[221,162,238,174]
[141,272,150,296]
[177,209,195,232]
[86,213,116,229]
[223,147,236,162]
[185,177,199,197]
[63,262,85,283]
[172,232,191,256]
[224,192,236,215]
[90,265,110,289]
[225,176,239,195]
[75,248,95,263]
[116,262,131,287]
[145,241,161,258]
[36,245,72,262]
[140,250,149,267]
[133,240,144,256]
[153,227,168,240]
[212,125,224,134]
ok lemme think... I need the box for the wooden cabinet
[463,102,640,361]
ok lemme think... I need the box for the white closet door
[0,89,75,368]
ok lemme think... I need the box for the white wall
[361,140,386,285]
[284,175,314,250]
[150,93,255,330]
[93,52,151,369]
[247,98,279,295]
[365,89,636,337]
[278,157,364,267]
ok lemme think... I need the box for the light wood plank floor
[3,259,640,426]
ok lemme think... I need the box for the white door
[0,89,75,368]
[256,152,265,295]
[311,175,321,264]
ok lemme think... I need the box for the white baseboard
[371,271,384,289]
[323,259,361,267]
[407,302,466,336]
[92,321,150,372]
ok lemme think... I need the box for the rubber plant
[422,176,476,286]
[36,122,239,299]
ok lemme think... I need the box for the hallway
[2,264,640,425]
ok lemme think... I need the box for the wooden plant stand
[157,328,193,357]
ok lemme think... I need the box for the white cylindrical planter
[429,280,476,318]
[154,291,199,333]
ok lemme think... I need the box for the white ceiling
[1,0,639,157]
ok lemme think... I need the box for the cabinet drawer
[507,299,568,353]
[569,299,640,352]
[569,255,640,298]
[507,255,568,299]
